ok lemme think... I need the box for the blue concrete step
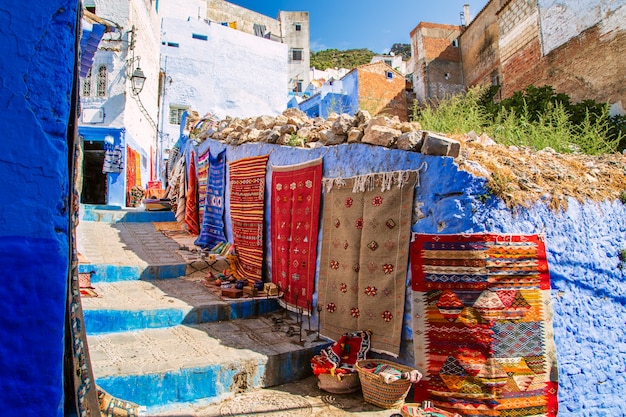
[81,279,280,334]
[87,314,328,411]
[78,262,187,282]
[80,204,175,223]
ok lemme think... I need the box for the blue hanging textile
[194,149,227,248]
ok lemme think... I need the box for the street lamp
[131,66,146,95]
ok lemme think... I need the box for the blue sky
[227,1,489,53]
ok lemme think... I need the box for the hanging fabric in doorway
[270,158,323,314]
[229,154,269,283]
[410,233,559,417]
[317,170,418,357]
[195,149,227,248]
[102,142,123,173]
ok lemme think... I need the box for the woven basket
[317,372,361,394]
[355,359,414,409]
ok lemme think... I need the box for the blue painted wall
[195,138,626,416]
[0,0,78,416]
[79,126,126,207]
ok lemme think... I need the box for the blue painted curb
[95,344,327,407]
[84,299,281,334]
[79,263,187,282]
[80,205,175,223]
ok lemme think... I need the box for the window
[84,0,96,13]
[169,105,189,125]
[292,49,303,62]
[82,68,92,97]
[192,33,207,41]
[384,59,393,67]
[452,38,459,47]
[295,23,302,31]
[96,65,107,97]
[292,80,303,93]
[166,42,179,48]
[386,71,393,80]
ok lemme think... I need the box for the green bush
[412,85,625,155]
[413,87,488,135]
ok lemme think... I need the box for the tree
[310,48,376,70]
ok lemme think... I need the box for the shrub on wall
[413,85,625,154]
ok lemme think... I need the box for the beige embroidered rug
[318,170,417,356]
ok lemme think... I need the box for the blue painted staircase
[77,206,327,414]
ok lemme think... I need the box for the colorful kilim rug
[229,154,269,283]
[185,152,200,235]
[126,146,138,207]
[410,234,558,417]
[270,158,323,313]
[318,171,418,356]
[197,149,210,224]
[195,149,227,249]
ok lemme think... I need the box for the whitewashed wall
[539,0,626,55]
[158,0,206,21]
[159,17,288,150]
[81,0,129,128]
[125,0,161,166]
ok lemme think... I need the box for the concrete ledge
[80,205,175,223]
[78,263,187,282]
[88,317,329,408]
[84,299,281,334]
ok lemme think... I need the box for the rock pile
[187,108,461,158]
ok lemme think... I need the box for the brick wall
[460,0,506,87]
[536,21,626,104]
[358,62,408,121]
[500,37,542,98]
[410,22,463,105]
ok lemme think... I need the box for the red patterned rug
[197,150,210,224]
[229,154,269,283]
[410,233,558,417]
[270,158,322,313]
[185,152,200,235]
[318,171,418,356]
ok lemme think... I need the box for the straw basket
[355,359,414,409]
[317,372,361,394]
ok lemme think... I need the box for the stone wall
[0,0,78,415]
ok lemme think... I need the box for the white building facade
[159,16,288,153]
[78,0,160,207]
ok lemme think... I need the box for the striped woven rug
[197,150,210,224]
[411,233,558,417]
[229,154,269,283]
